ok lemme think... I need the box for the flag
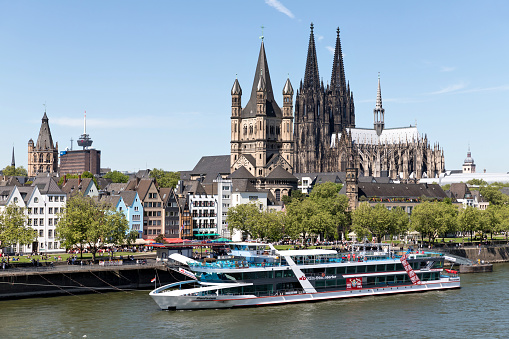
[179,267,197,280]
[151,277,156,283]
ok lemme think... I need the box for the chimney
[78,174,82,186]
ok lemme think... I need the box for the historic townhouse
[126,178,164,239]
[0,177,66,254]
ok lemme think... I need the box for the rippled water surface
[1,264,508,338]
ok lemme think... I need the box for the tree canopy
[150,169,180,188]
[103,170,129,183]
[1,166,28,177]
[226,202,261,240]
[0,204,36,249]
[56,193,129,260]
[410,201,458,243]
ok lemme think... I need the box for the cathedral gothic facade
[231,24,445,182]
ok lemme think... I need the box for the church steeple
[373,74,385,136]
[11,146,15,168]
[303,23,319,90]
[242,41,280,118]
[330,27,346,95]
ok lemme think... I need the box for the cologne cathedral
[294,24,444,180]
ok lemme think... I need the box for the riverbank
[0,262,183,300]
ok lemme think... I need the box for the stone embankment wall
[0,265,183,300]
[447,246,509,263]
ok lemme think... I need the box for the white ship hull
[150,277,460,311]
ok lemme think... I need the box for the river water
[1,264,508,339]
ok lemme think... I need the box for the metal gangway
[438,251,474,266]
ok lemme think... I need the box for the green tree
[308,182,349,240]
[351,202,374,241]
[150,169,180,188]
[56,193,129,261]
[458,206,481,242]
[410,201,458,244]
[352,203,393,242]
[467,178,488,186]
[103,170,129,183]
[495,205,509,240]
[0,204,36,252]
[285,199,316,244]
[226,202,261,240]
[479,186,509,206]
[281,189,305,205]
[256,210,285,241]
[2,165,28,177]
[389,206,410,240]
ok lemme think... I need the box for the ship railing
[188,260,286,269]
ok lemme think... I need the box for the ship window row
[302,263,411,275]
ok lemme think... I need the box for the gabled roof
[61,178,94,196]
[0,186,16,206]
[0,176,22,187]
[449,183,471,200]
[126,178,157,200]
[159,187,172,204]
[120,190,138,207]
[99,195,121,208]
[232,179,259,193]
[230,166,255,179]
[266,166,297,180]
[32,177,63,194]
[357,183,447,200]
[18,186,36,204]
[191,155,230,183]
[104,182,129,194]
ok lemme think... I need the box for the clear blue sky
[1,1,508,174]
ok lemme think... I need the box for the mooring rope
[88,270,132,294]
[62,273,103,294]
[37,273,78,297]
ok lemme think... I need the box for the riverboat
[149,242,460,310]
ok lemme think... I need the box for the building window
[223,186,230,191]
[54,242,58,249]
[60,196,65,202]
[28,208,32,214]
[40,207,44,214]
[28,219,32,226]
[40,218,44,226]
[34,219,38,226]
[48,207,53,214]
[49,196,53,202]
[48,219,53,226]
[48,242,53,249]
[34,197,39,203]
[134,206,139,212]
[48,230,53,238]
[14,197,18,203]
[39,230,43,237]
[34,208,38,215]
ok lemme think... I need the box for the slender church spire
[11,146,15,168]
[303,23,319,90]
[330,27,346,94]
[373,73,385,136]
[242,39,281,118]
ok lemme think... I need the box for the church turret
[231,78,242,168]
[373,74,385,136]
[282,78,294,167]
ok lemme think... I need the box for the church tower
[28,111,59,177]
[230,38,293,177]
[373,74,385,136]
